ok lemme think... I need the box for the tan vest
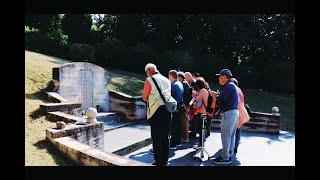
[146,73,171,119]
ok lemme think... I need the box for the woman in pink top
[191,77,209,149]
[232,78,250,154]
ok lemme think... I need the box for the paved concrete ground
[104,123,150,153]
[124,128,295,166]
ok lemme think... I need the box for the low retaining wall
[52,136,151,166]
[109,90,147,121]
[112,137,153,156]
[46,122,104,151]
[211,111,280,134]
[40,102,81,115]
[46,122,151,166]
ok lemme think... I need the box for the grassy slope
[25,51,76,166]
[106,68,146,96]
[25,50,295,165]
[242,89,295,131]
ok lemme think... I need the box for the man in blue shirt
[168,70,184,149]
[211,69,239,165]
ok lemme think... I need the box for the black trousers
[171,110,183,145]
[149,106,171,163]
[189,117,198,137]
[194,114,213,145]
[205,116,213,137]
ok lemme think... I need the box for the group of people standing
[142,63,250,166]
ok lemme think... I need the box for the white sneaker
[193,143,202,149]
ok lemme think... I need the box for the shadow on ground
[167,148,241,166]
[25,82,53,100]
[29,108,45,119]
[240,130,295,144]
[33,139,78,166]
[128,148,176,165]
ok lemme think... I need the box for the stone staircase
[47,111,85,123]
[40,102,82,115]
[46,111,134,131]
[41,91,137,132]
[47,92,69,103]
[43,90,151,158]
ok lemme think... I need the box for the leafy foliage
[25,14,295,93]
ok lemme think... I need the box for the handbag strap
[198,89,207,110]
[151,77,166,103]
[202,98,207,110]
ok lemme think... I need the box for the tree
[178,14,203,57]
[25,14,61,32]
[61,14,92,44]
[114,14,147,46]
[91,14,105,30]
[147,14,181,51]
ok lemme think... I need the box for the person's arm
[142,79,151,102]
[171,84,177,100]
[195,98,203,108]
[195,90,204,108]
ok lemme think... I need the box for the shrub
[260,63,295,93]
[233,65,262,89]
[233,63,295,93]
[69,43,95,62]
[193,54,230,82]
[94,38,124,68]
[157,50,195,74]
[127,43,158,73]
[25,26,68,58]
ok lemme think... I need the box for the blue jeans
[220,109,239,160]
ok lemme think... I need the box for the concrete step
[103,123,151,156]
[40,102,81,115]
[47,111,86,123]
[47,111,133,131]
[96,112,122,123]
[88,112,131,131]
[47,92,69,103]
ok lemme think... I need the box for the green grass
[210,84,295,132]
[106,68,146,96]
[25,50,77,165]
[243,89,295,132]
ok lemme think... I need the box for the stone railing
[46,122,105,151]
[46,122,151,166]
[211,107,281,134]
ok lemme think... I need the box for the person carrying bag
[151,77,177,113]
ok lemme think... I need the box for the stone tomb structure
[50,62,147,121]
[53,62,109,112]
